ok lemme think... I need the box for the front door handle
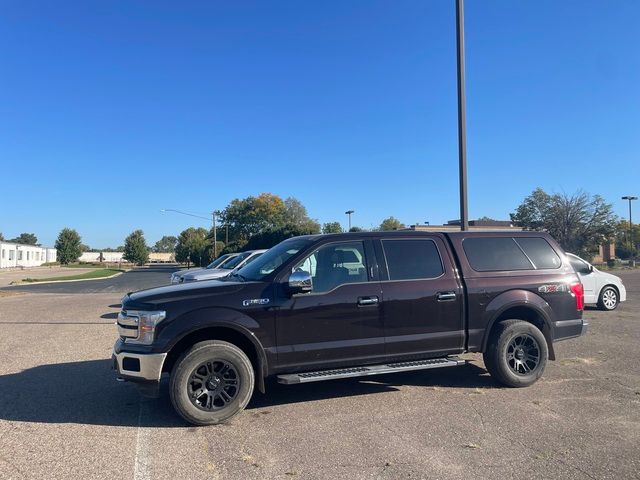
[437,291,457,302]
[357,296,379,306]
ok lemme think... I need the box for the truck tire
[170,340,254,426]
[483,320,548,388]
[597,286,619,311]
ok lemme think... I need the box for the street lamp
[456,0,469,231]
[345,210,355,231]
[622,196,638,266]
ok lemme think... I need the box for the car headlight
[118,310,167,345]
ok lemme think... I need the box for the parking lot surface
[0,269,638,479]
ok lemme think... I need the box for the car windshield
[234,238,313,281]
[205,254,232,269]
[220,251,252,270]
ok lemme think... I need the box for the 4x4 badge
[242,298,270,307]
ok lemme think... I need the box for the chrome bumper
[112,347,167,382]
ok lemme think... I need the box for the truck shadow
[0,360,495,427]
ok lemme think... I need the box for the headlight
[118,310,167,345]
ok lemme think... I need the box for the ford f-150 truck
[113,231,587,425]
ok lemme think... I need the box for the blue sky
[1,1,638,248]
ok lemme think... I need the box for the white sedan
[567,253,627,310]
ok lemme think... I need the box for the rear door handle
[357,296,379,306]
[437,291,457,302]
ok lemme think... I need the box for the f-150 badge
[242,298,270,306]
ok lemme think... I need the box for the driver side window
[294,241,368,293]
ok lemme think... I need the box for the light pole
[456,0,469,231]
[211,210,223,258]
[622,196,638,266]
[345,210,354,231]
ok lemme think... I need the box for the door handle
[437,291,457,302]
[357,296,379,306]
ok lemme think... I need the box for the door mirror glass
[288,271,313,294]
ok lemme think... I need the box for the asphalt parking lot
[0,268,638,480]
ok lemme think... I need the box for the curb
[9,270,126,286]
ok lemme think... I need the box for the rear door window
[382,239,444,280]
[463,237,534,272]
[514,237,561,269]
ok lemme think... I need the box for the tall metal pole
[345,210,354,231]
[456,0,469,231]
[622,196,638,266]
[212,211,217,258]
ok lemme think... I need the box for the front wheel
[483,320,548,387]
[597,286,619,311]
[170,340,255,426]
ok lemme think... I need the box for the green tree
[379,216,404,231]
[10,233,38,245]
[0,232,4,241]
[284,197,321,234]
[123,230,150,266]
[614,219,640,259]
[243,224,317,251]
[55,228,83,265]
[511,188,617,257]
[223,193,288,242]
[175,227,210,266]
[153,235,178,253]
[322,222,343,234]
[349,226,365,232]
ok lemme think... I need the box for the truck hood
[125,278,248,308]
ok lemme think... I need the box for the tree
[9,233,38,245]
[80,244,91,252]
[55,228,83,265]
[175,227,210,266]
[153,235,178,253]
[322,222,343,234]
[614,219,640,259]
[223,193,288,242]
[349,226,365,232]
[379,217,404,231]
[123,230,150,266]
[0,232,4,241]
[243,224,317,251]
[284,197,321,234]
[511,188,617,257]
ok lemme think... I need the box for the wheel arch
[482,299,556,361]
[163,324,268,393]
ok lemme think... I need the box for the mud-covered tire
[170,340,254,426]
[597,286,619,311]
[483,320,548,388]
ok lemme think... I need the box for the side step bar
[277,357,466,385]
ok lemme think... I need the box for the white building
[0,241,57,269]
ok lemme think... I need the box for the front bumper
[553,318,588,342]
[111,345,167,383]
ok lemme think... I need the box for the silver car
[170,253,239,284]
[178,249,267,283]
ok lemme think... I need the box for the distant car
[170,253,239,284]
[178,249,267,283]
[567,253,627,310]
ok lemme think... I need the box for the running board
[277,357,466,385]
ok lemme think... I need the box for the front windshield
[206,254,232,270]
[235,238,312,281]
[220,251,252,270]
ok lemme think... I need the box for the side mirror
[288,271,312,294]
[588,265,594,273]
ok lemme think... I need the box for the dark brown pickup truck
[113,231,587,425]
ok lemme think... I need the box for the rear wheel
[170,340,254,425]
[483,320,548,387]
[597,286,618,311]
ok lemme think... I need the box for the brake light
[570,282,584,311]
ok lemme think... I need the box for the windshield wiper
[226,272,246,282]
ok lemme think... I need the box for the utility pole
[212,211,218,258]
[456,0,469,231]
[622,196,638,266]
[345,210,355,231]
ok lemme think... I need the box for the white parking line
[134,401,152,480]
